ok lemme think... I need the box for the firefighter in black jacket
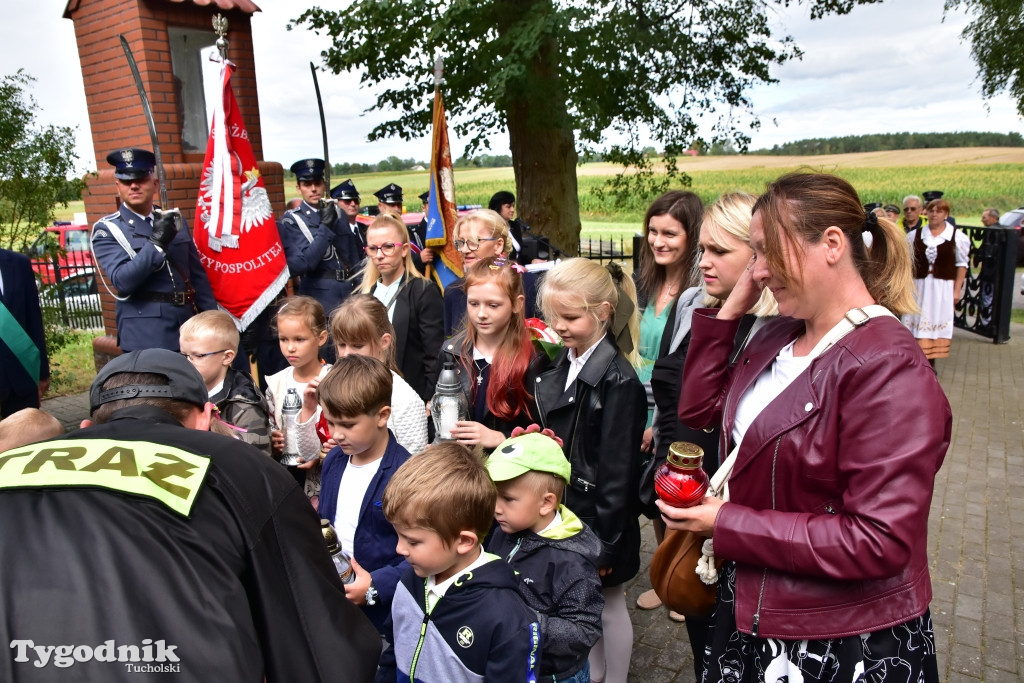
[0,348,381,682]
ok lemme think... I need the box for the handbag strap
[711,305,895,501]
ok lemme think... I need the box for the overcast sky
[3,0,1021,174]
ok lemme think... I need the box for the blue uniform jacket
[379,556,542,683]
[318,431,412,631]
[91,205,216,352]
[0,249,49,412]
[277,201,364,317]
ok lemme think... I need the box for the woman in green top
[633,191,704,619]
[634,191,704,449]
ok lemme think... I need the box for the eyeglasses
[364,242,406,256]
[903,206,919,213]
[454,237,499,251]
[338,198,359,204]
[180,349,228,362]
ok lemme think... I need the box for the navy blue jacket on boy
[318,431,411,631]
[486,505,603,680]
[379,555,541,683]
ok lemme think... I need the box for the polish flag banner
[194,60,288,330]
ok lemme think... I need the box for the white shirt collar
[565,338,601,389]
[122,205,153,224]
[425,545,488,610]
[538,510,562,535]
[207,378,225,398]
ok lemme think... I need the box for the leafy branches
[946,0,1024,117]
[0,70,83,250]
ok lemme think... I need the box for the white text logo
[10,639,180,669]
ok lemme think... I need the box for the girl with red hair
[438,256,539,450]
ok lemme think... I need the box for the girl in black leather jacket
[534,259,646,683]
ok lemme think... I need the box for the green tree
[295,0,880,251]
[0,70,83,251]
[946,0,1024,118]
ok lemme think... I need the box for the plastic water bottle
[281,388,302,466]
[320,519,356,584]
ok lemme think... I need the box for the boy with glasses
[180,310,272,455]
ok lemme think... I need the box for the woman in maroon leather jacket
[661,172,949,682]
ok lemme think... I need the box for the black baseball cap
[90,349,209,413]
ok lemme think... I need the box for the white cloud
[2,0,1020,173]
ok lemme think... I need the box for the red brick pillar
[63,0,285,367]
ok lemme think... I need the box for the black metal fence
[574,227,1020,343]
[954,224,1019,343]
[29,250,103,330]
[575,235,639,270]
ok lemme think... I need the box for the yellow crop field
[334,148,1024,236]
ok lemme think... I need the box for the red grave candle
[654,441,710,508]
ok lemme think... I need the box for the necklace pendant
[476,374,484,386]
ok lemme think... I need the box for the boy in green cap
[485,425,604,683]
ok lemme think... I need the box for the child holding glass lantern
[265,295,331,502]
[435,257,540,450]
[316,354,412,633]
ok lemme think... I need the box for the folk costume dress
[902,222,970,359]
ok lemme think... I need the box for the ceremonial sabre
[310,62,331,192]
[119,35,170,211]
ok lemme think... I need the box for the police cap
[374,183,403,205]
[90,349,209,413]
[922,190,944,203]
[106,148,156,181]
[290,158,326,182]
[418,191,429,203]
[331,179,360,201]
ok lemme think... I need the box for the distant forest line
[295,132,1024,179]
[748,131,1024,156]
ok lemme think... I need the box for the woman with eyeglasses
[443,209,526,338]
[358,215,444,401]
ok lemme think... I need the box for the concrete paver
[36,323,1024,681]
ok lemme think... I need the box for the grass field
[48,330,97,396]
[56,148,1024,238]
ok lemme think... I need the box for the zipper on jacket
[506,537,523,563]
[408,583,435,679]
[751,436,782,637]
[534,378,548,429]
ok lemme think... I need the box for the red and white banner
[194,60,288,330]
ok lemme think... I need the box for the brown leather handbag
[649,528,721,617]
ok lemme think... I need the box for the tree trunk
[501,9,580,257]
[507,100,580,257]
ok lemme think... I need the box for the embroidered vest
[912,227,958,280]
